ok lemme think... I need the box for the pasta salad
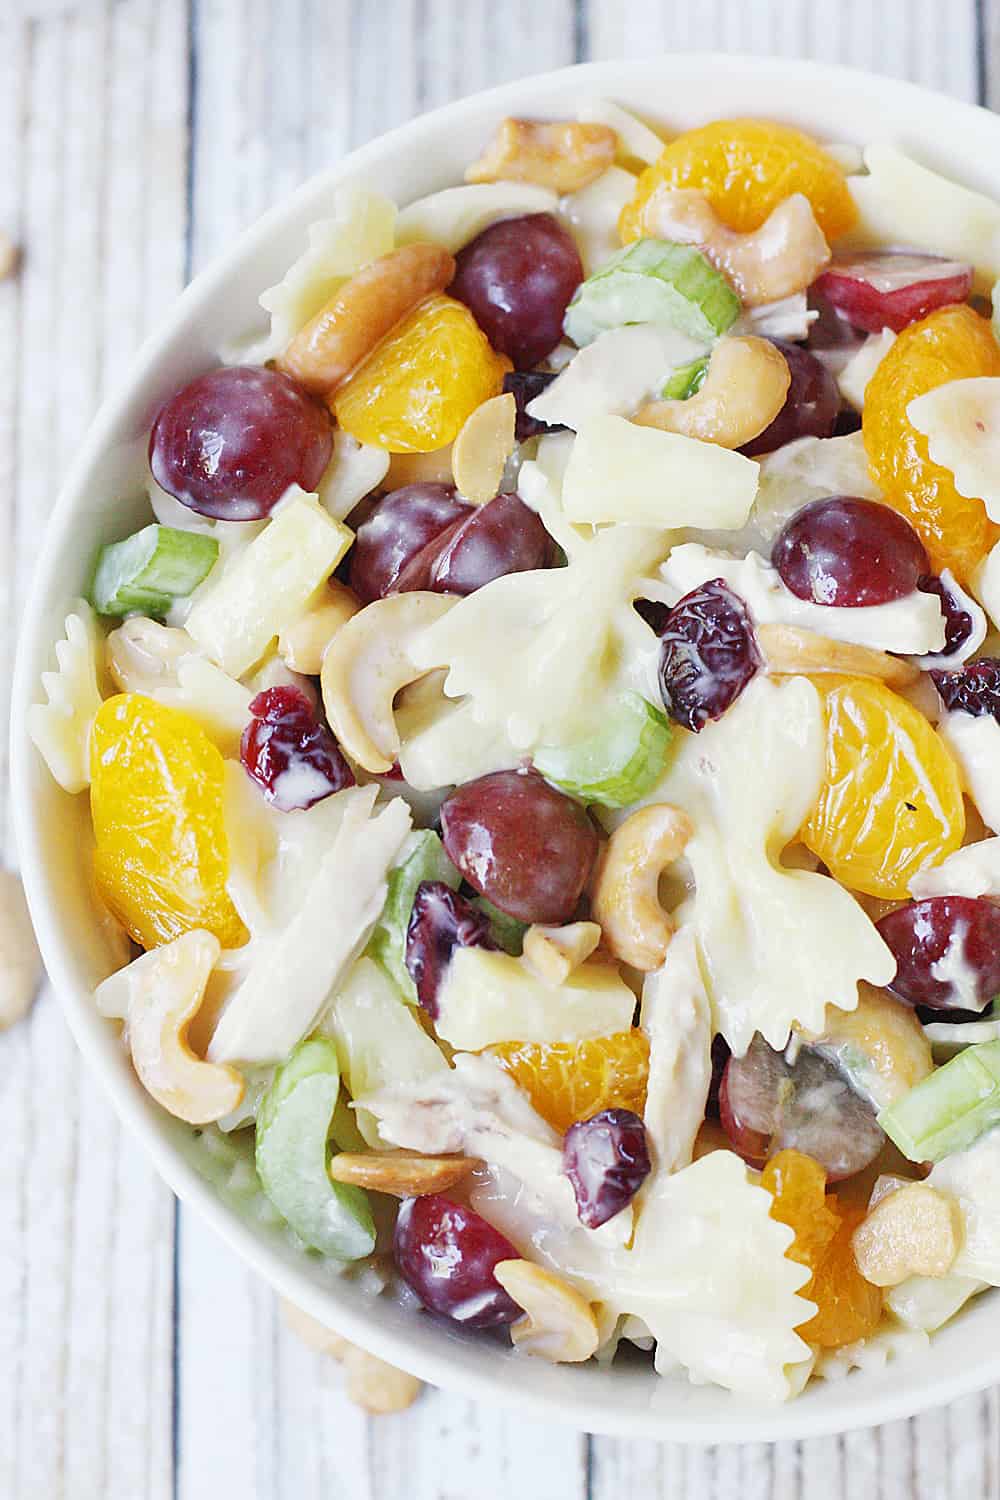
[29,103,1000,1402]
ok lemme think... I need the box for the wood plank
[0,4,187,1499]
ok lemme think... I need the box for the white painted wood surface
[3,1,1000,1496]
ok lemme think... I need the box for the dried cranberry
[562,1109,651,1229]
[405,881,496,1017]
[877,897,1000,1012]
[658,579,761,732]
[502,371,567,441]
[240,687,353,811]
[393,1195,521,1328]
[932,658,1000,719]
[917,575,977,660]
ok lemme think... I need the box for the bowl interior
[13,52,1000,1442]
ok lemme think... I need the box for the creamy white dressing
[938,711,1000,832]
[658,542,946,655]
[911,837,1000,899]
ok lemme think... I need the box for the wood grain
[3,1,1000,1496]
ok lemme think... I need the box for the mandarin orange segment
[487,1029,649,1133]
[619,118,856,243]
[801,676,964,900]
[762,1149,882,1349]
[332,293,511,453]
[863,304,1000,582]
[90,693,247,951]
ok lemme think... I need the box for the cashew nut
[466,118,617,193]
[320,592,456,773]
[327,1151,477,1196]
[277,582,360,674]
[757,623,920,689]
[638,187,831,306]
[634,335,790,448]
[852,1182,961,1287]
[0,870,42,1029]
[123,930,245,1124]
[493,1260,599,1363]
[522,921,601,985]
[281,1299,422,1413]
[590,804,693,971]
[451,392,517,505]
[277,242,456,396]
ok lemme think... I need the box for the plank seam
[976,0,989,104]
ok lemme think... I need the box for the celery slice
[564,239,741,348]
[90,525,219,618]
[661,356,709,401]
[367,830,460,1003]
[878,1040,1000,1163]
[255,1037,375,1259]
[474,895,527,956]
[534,693,673,809]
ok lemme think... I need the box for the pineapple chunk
[186,491,352,677]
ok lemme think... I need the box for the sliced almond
[757,623,919,688]
[451,392,517,505]
[328,1151,478,1196]
[493,1260,599,1363]
[523,921,601,985]
[466,118,617,193]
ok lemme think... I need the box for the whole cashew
[493,1260,600,1363]
[852,1183,960,1287]
[277,582,360,674]
[327,1151,477,1197]
[466,118,617,193]
[634,335,790,448]
[591,804,693,971]
[123,930,245,1124]
[638,187,831,306]
[757,623,920,689]
[522,921,602,985]
[320,591,457,773]
[277,242,456,396]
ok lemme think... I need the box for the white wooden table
[4,2,1000,1496]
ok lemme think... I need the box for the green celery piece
[878,1040,1000,1163]
[474,895,527,956]
[367,830,460,1002]
[534,694,673,810]
[255,1037,375,1259]
[661,355,709,400]
[90,524,219,618]
[564,239,741,348]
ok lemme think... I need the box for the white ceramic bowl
[13,53,1000,1442]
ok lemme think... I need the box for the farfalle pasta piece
[317,429,390,522]
[28,600,105,793]
[395,182,557,254]
[843,146,1000,295]
[235,187,397,364]
[650,675,895,1054]
[525,325,707,434]
[937,711,1000,833]
[639,928,712,1174]
[561,166,641,275]
[907,377,1000,522]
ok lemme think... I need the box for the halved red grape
[771,496,930,607]
[719,1035,884,1181]
[440,768,598,925]
[349,484,471,603]
[503,371,568,441]
[393,1195,521,1328]
[149,365,333,520]
[917,575,977,660]
[240,686,353,811]
[450,213,583,370]
[814,253,974,335]
[877,897,1000,1013]
[932,658,1000,718]
[739,340,839,457]
[405,880,496,1018]
[658,579,761,732]
[429,492,551,594]
[562,1108,651,1229]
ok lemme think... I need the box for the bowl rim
[12,50,1000,1443]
